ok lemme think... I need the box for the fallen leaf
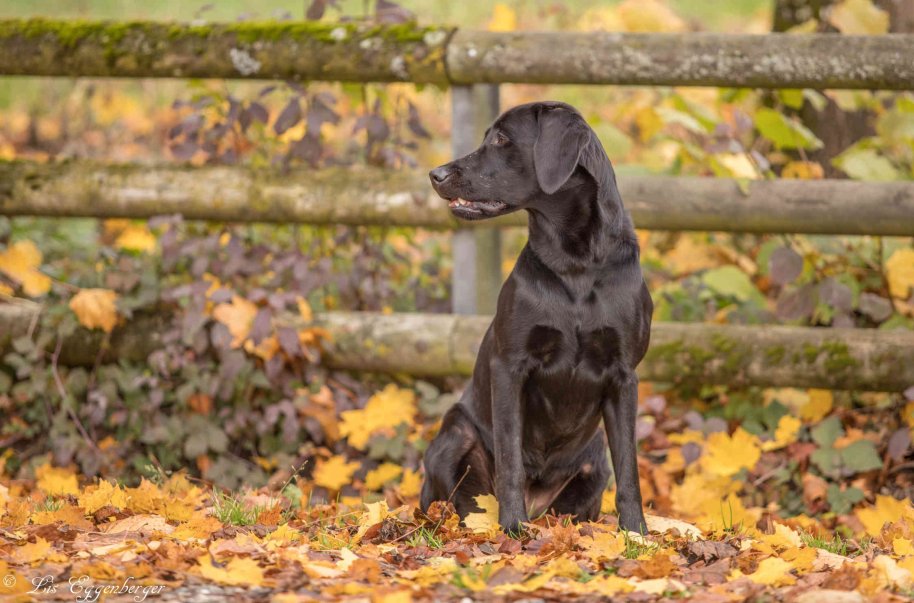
[746,556,796,586]
[0,240,52,296]
[213,295,258,348]
[114,224,157,253]
[339,385,416,450]
[464,494,500,536]
[69,288,119,333]
[365,463,402,491]
[703,428,762,477]
[312,455,360,492]
[197,555,265,587]
[35,464,79,496]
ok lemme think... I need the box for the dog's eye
[492,132,509,146]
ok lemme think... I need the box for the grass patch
[799,530,849,556]
[210,489,263,527]
[407,525,444,549]
[36,497,63,513]
[622,531,658,559]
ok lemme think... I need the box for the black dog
[420,101,652,533]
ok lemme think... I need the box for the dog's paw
[499,511,529,536]
[618,512,648,535]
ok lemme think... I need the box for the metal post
[451,84,502,315]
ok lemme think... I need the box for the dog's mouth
[446,197,509,220]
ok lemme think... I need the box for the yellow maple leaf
[35,463,79,496]
[801,389,834,422]
[762,415,802,451]
[827,0,889,34]
[69,288,119,333]
[365,462,402,491]
[745,556,796,586]
[0,240,52,296]
[339,384,417,450]
[114,224,157,253]
[702,428,762,477]
[212,295,258,348]
[0,560,31,596]
[856,494,913,537]
[894,537,914,557]
[581,529,626,561]
[464,494,500,535]
[488,4,516,32]
[172,513,223,541]
[78,480,129,514]
[197,555,265,587]
[399,468,421,498]
[869,555,913,590]
[886,248,914,299]
[312,455,360,491]
[761,522,803,549]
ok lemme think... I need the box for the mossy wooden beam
[1,20,913,89]
[447,31,914,90]
[313,312,914,391]
[4,161,914,236]
[0,18,451,83]
[5,303,911,391]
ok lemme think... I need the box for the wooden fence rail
[2,19,914,89]
[5,160,914,236]
[1,302,912,391]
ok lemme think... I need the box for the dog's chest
[526,323,621,374]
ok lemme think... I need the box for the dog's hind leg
[420,403,495,518]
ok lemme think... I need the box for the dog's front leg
[602,372,647,533]
[490,356,528,533]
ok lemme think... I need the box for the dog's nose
[429,166,453,185]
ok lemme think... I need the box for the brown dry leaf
[103,514,174,535]
[9,536,52,565]
[69,288,119,333]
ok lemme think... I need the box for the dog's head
[429,101,607,221]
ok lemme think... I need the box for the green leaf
[827,484,865,515]
[778,89,805,110]
[701,266,764,304]
[811,416,844,447]
[811,447,841,475]
[832,147,900,181]
[839,440,883,473]
[754,108,823,150]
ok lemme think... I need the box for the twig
[51,334,98,452]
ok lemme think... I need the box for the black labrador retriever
[421,101,652,533]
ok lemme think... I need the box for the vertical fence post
[451,84,502,315]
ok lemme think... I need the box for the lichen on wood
[0,18,452,83]
[4,160,914,236]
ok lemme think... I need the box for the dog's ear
[533,108,590,195]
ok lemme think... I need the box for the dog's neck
[525,169,639,281]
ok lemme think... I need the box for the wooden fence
[2,18,914,391]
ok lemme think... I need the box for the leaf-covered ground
[3,383,914,602]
